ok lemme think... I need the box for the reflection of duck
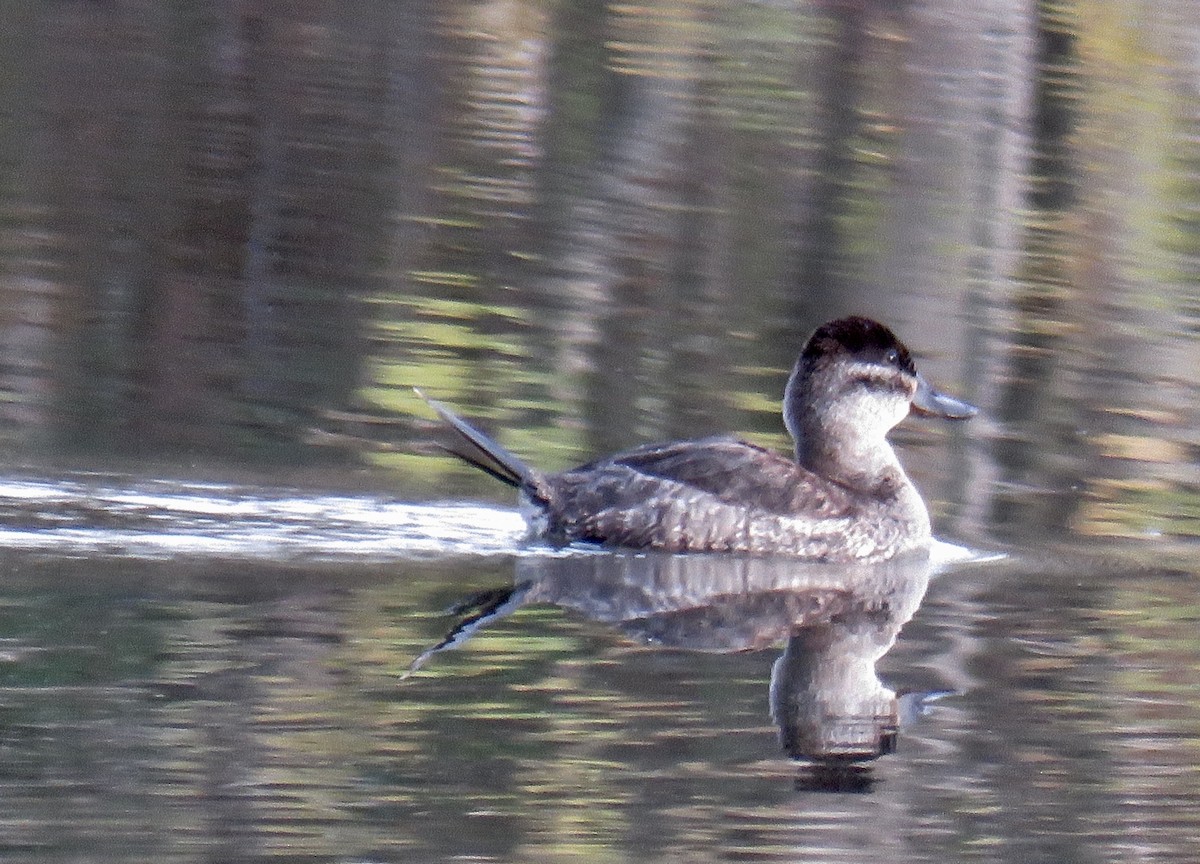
[418,316,975,561]
[406,550,939,770]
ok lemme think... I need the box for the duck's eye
[884,348,900,366]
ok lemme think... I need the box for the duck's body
[418,317,975,562]
[521,436,913,560]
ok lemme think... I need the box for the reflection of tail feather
[400,582,532,680]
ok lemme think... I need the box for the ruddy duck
[417,316,976,561]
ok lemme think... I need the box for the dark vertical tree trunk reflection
[789,2,870,323]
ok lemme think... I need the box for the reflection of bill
[407,547,947,776]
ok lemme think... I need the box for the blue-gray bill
[912,374,977,420]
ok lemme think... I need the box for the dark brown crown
[801,316,916,376]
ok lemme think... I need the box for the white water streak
[0,476,527,561]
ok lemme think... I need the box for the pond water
[2,2,1200,863]
[0,477,1196,863]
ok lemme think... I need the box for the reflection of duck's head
[769,625,899,763]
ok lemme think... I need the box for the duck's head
[784,316,976,468]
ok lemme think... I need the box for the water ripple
[0,475,527,561]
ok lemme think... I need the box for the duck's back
[528,436,913,560]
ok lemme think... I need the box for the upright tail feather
[414,388,535,490]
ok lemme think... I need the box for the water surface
[1,2,1199,862]
[1,477,1197,863]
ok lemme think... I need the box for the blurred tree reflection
[0,0,1198,545]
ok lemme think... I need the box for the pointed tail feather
[414,388,534,489]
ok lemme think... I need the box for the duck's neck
[793,421,908,497]
[784,363,921,506]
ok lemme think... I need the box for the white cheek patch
[837,363,913,434]
[827,393,906,438]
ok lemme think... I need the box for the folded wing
[546,437,855,552]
